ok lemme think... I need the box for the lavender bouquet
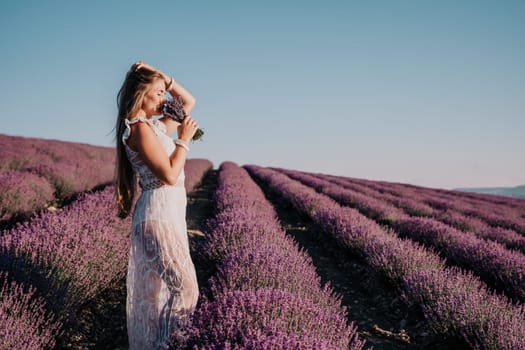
[162,96,204,141]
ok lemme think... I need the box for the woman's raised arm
[161,76,196,135]
[132,61,196,135]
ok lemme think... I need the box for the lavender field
[1,135,525,349]
[0,134,116,225]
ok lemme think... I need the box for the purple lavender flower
[162,96,204,141]
[0,271,62,349]
[187,288,361,349]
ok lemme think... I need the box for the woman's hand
[131,61,171,87]
[177,115,199,143]
[131,61,157,73]
[132,60,197,117]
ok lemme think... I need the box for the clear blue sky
[1,0,524,189]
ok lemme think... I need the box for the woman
[114,61,200,349]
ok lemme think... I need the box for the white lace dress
[122,116,199,349]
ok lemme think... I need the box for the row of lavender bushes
[338,171,525,215]
[0,186,129,349]
[332,172,525,235]
[246,165,525,350]
[279,169,525,304]
[0,134,115,222]
[324,174,525,253]
[184,158,213,192]
[0,159,212,349]
[322,173,525,255]
[393,176,524,232]
[183,162,366,349]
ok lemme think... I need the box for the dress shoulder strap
[122,117,162,146]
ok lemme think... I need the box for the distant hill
[454,185,525,199]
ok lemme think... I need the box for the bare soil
[185,169,219,296]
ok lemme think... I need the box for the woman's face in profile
[141,79,166,116]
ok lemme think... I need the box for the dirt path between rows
[186,169,219,293]
[251,174,463,350]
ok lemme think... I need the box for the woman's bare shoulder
[126,120,156,152]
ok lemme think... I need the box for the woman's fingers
[131,61,143,70]
[184,116,199,130]
[178,116,199,140]
[132,61,156,72]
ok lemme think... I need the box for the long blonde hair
[114,67,163,218]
